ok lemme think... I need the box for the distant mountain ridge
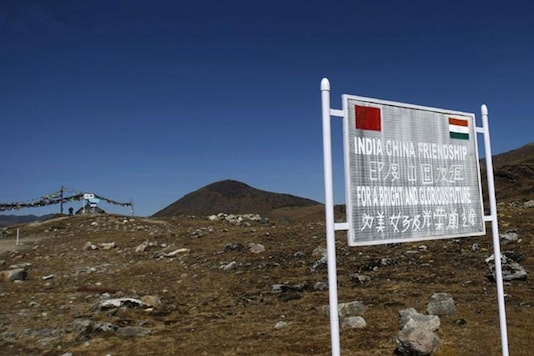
[152,179,320,217]
[0,214,56,228]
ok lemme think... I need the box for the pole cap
[321,78,330,91]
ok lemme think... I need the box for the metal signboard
[322,79,507,356]
[343,95,485,246]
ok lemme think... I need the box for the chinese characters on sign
[344,97,485,246]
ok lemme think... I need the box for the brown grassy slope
[0,205,533,355]
[480,142,534,204]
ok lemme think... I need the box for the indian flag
[449,117,469,140]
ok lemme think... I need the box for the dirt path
[0,216,70,255]
[0,236,48,254]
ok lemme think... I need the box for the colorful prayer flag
[355,105,381,131]
[449,117,469,140]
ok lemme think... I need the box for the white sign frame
[320,78,509,356]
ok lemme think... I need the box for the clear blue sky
[1,0,533,217]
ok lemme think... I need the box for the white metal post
[321,78,341,356]
[481,104,509,356]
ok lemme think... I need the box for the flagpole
[60,186,64,214]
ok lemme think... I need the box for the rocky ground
[1,202,533,355]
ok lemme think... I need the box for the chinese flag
[355,105,381,131]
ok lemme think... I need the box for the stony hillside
[152,179,320,217]
[480,142,534,204]
[0,203,533,355]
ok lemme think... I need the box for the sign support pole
[480,104,509,356]
[321,78,341,356]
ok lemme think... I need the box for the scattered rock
[270,283,306,294]
[323,301,367,317]
[500,231,519,244]
[82,241,98,251]
[208,213,268,225]
[223,243,244,252]
[293,251,305,258]
[9,262,32,269]
[310,255,327,273]
[73,319,150,338]
[249,243,265,254]
[274,321,289,329]
[360,257,398,271]
[0,268,27,282]
[399,308,440,331]
[99,242,116,250]
[485,253,528,281]
[427,293,456,316]
[141,295,162,308]
[311,246,327,257]
[313,282,328,291]
[342,316,366,329]
[164,248,191,257]
[135,241,149,253]
[351,273,371,285]
[74,319,93,335]
[93,298,152,311]
[524,200,534,208]
[74,319,117,336]
[503,250,524,263]
[221,261,237,271]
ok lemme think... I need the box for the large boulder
[0,268,27,282]
[485,254,527,281]
[396,327,441,355]
[427,293,456,316]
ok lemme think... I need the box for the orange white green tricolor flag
[449,117,469,140]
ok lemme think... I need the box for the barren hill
[481,142,534,203]
[152,179,320,217]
